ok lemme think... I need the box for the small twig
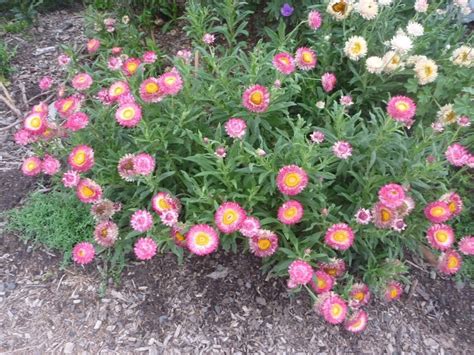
[0,94,22,118]
[406,259,429,274]
[0,81,16,104]
[19,82,28,107]
[0,119,20,131]
[56,273,66,292]
[407,278,419,302]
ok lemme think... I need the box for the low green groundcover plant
[12,0,473,332]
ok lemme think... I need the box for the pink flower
[344,310,368,333]
[239,216,261,238]
[160,209,179,227]
[109,81,130,101]
[308,10,322,30]
[151,192,181,215]
[130,210,154,233]
[24,112,47,135]
[295,47,317,70]
[215,147,227,158]
[68,145,94,172]
[414,0,428,13]
[273,79,281,88]
[158,69,183,95]
[115,103,142,127]
[142,50,157,64]
[459,236,474,255]
[171,225,187,248]
[139,77,165,103]
[340,95,353,106]
[134,237,157,260]
[277,200,304,225]
[72,242,95,265]
[94,221,118,247]
[332,141,352,159]
[117,154,136,181]
[122,58,141,76]
[111,47,122,55]
[133,153,155,176]
[373,202,397,229]
[186,224,220,256]
[288,260,313,286]
[202,33,215,44]
[321,72,336,93]
[242,85,270,113]
[391,218,407,232]
[387,96,416,126]
[41,154,60,175]
[87,38,100,54]
[107,56,123,70]
[354,208,372,225]
[310,270,334,294]
[426,224,455,251]
[215,202,246,234]
[318,259,346,278]
[21,156,42,176]
[310,130,325,144]
[445,143,469,167]
[72,73,93,91]
[65,112,89,131]
[384,281,403,301]
[324,223,355,251]
[272,52,296,75]
[249,229,279,257]
[440,192,463,217]
[438,249,462,275]
[14,129,32,145]
[57,54,71,66]
[320,293,348,324]
[176,49,192,63]
[424,201,452,223]
[378,183,406,208]
[62,170,80,188]
[55,96,80,118]
[276,165,308,196]
[349,283,371,308]
[457,116,471,127]
[39,76,53,91]
[225,118,247,139]
[76,178,102,203]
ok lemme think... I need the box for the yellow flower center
[77,75,86,83]
[222,209,238,225]
[63,100,73,112]
[461,52,468,61]
[381,208,392,222]
[195,232,210,246]
[302,52,312,63]
[279,56,290,65]
[78,249,86,257]
[127,62,138,73]
[331,304,342,317]
[448,201,456,213]
[175,232,185,242]
[332,1,347,14]
[100,228,108,238]
[250,91,263,105]
[352,319,363,328]
[73,151,86,165]
[145,82,159,94]
[27,162,37,171]
[80,185,95,198]
[317,277,326,289]
[158,198,170,210]
[121,108,135,120]
[29,116,41,128]
[165,76,177,85]
[435,230,448,243]
[391,55,400,65]
[258,238,271,251]
[390,288,398,298]
[283,173,301,188]
[283,207,297,219]
[114,86,124,96]
[396,101,409,111]
[351,43,362,55]
[333,230,348,243]
[430,206,446,217]
[354,291,364,301]
[445,111,456,124]
[447,255,459,269]
[424,65,433,77]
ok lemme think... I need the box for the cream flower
[344,36,368,61]
[414,58,438,85]
[365,56,384,74]
[451,46,473,67]
[327,0,353,21]
[382,51,404,72]
[356,0,379,20]
[390,32,413,54]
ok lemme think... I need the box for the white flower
[382,51,404,72]
[344,36,368,61]
[356,0,379,20]
[414,58,438,85]
[365,56,384,74]
[327,0,353,21]
[451,46,474,67]
[390,33,413,54]
[414,0,428,13]
[406,21,424,37]
[316,101,326,109]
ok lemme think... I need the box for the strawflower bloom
[276,165,308,196]
[249,229,279,257]
[87,38,100,54]
[280,3,294,17]
[65,112,89,131]
[354,208,372,225]
[310,270,334,294]
[115,103,142,127]
[133,153,155,176]
[55,96,80,118]
[424,201,452,223]
[426,224,455,251]
[122,58,141,76]
[378,183,406,209]
[186,224,220,256]
[215,147,227,158]
[320,293,348,324]
[109,81,130,100]
[117,154,136,181]
[344,36,368,61]
[41,154,60,175]
[134,237,157,260]
[373,202,396,229]
[108,56,123,70]
[310,130,325,143]
[72,73,93,91]
[14,129,33,145]
[406,21,424,37]
[39,76,53,90]
[215,202,246,234]
[438,250,462,275]
[91,199,120,221]
[242,85,270,113]
[143,50,157,64]
[62,170,80,188]
[440,192,463,217]
[68,145,95,172]
[295,47,317,70]
[365,56,384,74]
[151,192,180,215]
[176,49,192,63]
[384,281,403,301]
[139,78,165,103]
[202,33,215,44]
[414,0,428,13]
[436,104,458,126]
[390,33,412,54]
[321,72,336,92]
[21,156,42,176]
[272,52,296,75]
[458,236,474,256]
[158,69,183,95]
[160,209,179,227]
[171,225,187,248]
[327,0,353,21]
[391,218,407,233]
[239,216,261,238]
[355,0,378,20]
[288,260,313,286]
[24,112,47,135]
[386,96,416,126]
[57,53,71,66]
[308,10,322,30]
[130,210,154,233]
[76,178,102,203]
[396,196,416,217]
[414,58,438,85]
[457,116,471,127]
[224,118,247,139]
[445,143,469,167]
[344,309,368,333]
[72,242,95,265]
[94,221,119,247]
[451,45,474,67]
[383,51,403,73]
[349,283,371,308]
[340,95,353,106]
[318,259,346,278]
[277,200,304,225]
[324,223,355,251]
[332,141,352,159]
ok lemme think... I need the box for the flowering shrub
[14,0,473,332]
